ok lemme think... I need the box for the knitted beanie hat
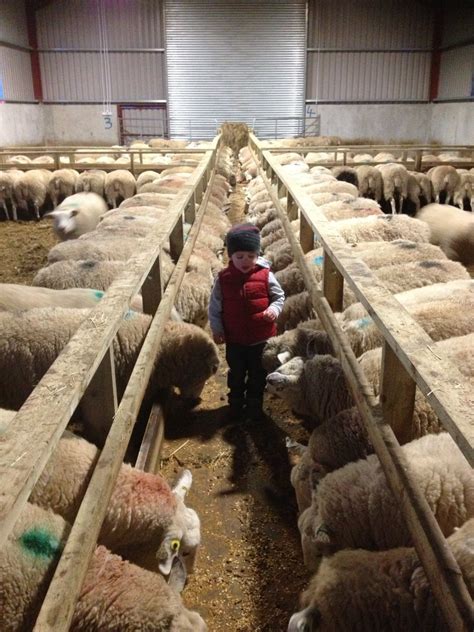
[226,224,261,255]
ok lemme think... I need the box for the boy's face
[231,251,258,273]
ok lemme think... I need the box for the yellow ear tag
[171,539,180,552]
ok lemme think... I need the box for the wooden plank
[255,151,474,631]
[322,252,344,312]
[80,346,118,447]
[142,252,163,315]
[33,157,220,632]
[0,145,218,550]
[264,150,474,465]
[170,214,184,261]
[287,193,298,221]
[381,342,417,445]
[134,403,165,474]
[299,211,314,254]
[184,197,196,224]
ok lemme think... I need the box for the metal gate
[118,104,168,145]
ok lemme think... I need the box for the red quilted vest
[219,262,277,345]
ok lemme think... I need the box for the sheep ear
[172,469,193,500]
[288,605,321,631]
[277,350,292,365]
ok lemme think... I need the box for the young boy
[208,223,285,421]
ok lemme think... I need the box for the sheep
[13,169,51,219]
[331,166,358,187]
[266,354,353,424]
[31,259,135,291]
[412,171,432,206]
[288,518,473,632]
[318,201,382,222]
[47,169,79,206]
[305,180,359,198]
[47,236,142,263]
[375,163,409,214]
[135,171,160,189]
[0,283,141,312]
[75,169,107,197]
[299,433,473,571]
[6,154,31,164]
[174,272,212,327]
[335,214,430,244]
[429,165,461,204]
[119,191,174,207]
[453,170,473,210]
[416,203,474,266]
[47,192,108,240]
[347,238,448,268]
[262,319,328,373]
[354,164,383,201]
[0,309,219,445]
[104,170,137,208]
[196,231,223,254]
[277,291,315,334]
[274,262,306,297]
[25,428,200,574]
[0,502,207,632]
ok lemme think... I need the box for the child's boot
[228,397,245,422]
[246,398,264,421]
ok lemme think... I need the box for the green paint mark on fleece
[94,290,105,301]
[20,528,61,559]
[356,316,372,329]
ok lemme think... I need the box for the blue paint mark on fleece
[313,256,324,266]
[123,310,137,320]
[355,316,372,329]
[94,290,105,301]
[20,528,61,559]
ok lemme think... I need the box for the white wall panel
[307,0,434,102]
[166,0,306,138]
[441,8,474,47]
[0,48,35,101]
[438,45,474,100]
[0,0,29,47]
[37,0,165,103]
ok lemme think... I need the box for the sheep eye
[171,539,180,552]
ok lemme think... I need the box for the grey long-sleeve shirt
[208,257,285,340]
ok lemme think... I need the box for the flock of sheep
[238,145,474,631]
[0,146,236,630]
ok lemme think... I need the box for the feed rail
[249,134,474,631]
[261,142,474,171]
[0,136,220,631]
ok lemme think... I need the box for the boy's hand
[213,332,226,344]
[262,308,277,322]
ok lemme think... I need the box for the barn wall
[0,0,35,102]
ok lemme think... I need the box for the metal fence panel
[0,48,35,101]
[438,45,474,100]
[166,0,306,138]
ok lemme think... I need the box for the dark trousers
[225,342,267,407]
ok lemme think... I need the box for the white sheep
[336,214,430,244]
[0,309,219,445]
[47,192,108,241]
[355,164,383,201]
[47,169,79,207]
[288,518,473,632]
[104,170,137,208]
[453,170,473,210]
[375,163,409,214]
[13,169,52,219]
[0,502,207,631]
[299,433,473,570]
[47,235,142,263]
[119,192,174,209]
[429,165,461,204]
[32,259,135,291]
[75,169,107,197]
[174,272,212,328]
[0,284,134,311]
[0,169,22,220]
[136,170,160,189]
[416,202,474,266]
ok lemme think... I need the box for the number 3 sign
[104,116,113,130]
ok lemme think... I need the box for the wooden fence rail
[249,133,474,631]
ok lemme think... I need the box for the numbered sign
[103,115,113,130]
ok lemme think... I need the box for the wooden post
[142,253,163,315]
[380,342,417,445]
[170,215,184,261]
[278,182,286,199]
[323,253,344,312]
[287,193,298,221]
[185,197,196,224]
[134,403,165,474]
[300,212,314,254]
[80,346,118,446]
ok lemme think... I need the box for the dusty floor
[0,186,311,631]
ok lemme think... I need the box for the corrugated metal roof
[441,9,474,47]
[166,0,306,138]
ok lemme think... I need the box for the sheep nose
[266,372,281,386]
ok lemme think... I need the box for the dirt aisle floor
[160,182,311,631]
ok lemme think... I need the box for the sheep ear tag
[167,556,187,593]
[158,538,181,575]
[277,351,292,365]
